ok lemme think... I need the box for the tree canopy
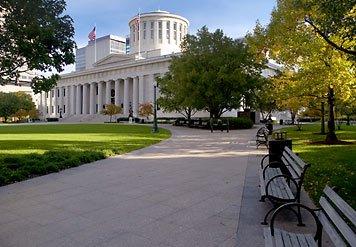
[246,0,356,142]
[0,0,76,93]
[0,91,36,122]
[158,26,266,119]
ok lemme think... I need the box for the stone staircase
[59,114,118,123]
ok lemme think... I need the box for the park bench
[264,186,356,247]
[259,147,311,225]
[256,126,269,148]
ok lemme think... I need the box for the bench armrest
[260,154,270,169]
[270,203,322,242]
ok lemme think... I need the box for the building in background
[75,35,126,71]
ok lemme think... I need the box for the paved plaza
[0,125,267,246]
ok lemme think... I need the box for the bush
[227,117,253,129]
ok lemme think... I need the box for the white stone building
[37,10,279,122]
[38,10,190,121]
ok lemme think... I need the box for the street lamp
[152,85,158,133]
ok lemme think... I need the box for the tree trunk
[109,115,112,123]
[321,102,325,134]
[346,115,350,125]
[326,87,338,143]
[291,111,296,125]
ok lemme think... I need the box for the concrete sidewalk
[0,125,259,247]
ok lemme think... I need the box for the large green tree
[0,0,76,93]
[158,26,265,119]
[0,91,35,122]
[246,0,355,143]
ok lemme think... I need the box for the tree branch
[304,16,356,56]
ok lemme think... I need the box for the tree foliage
[0,91,36,122]
[246,0,356,141]
[158,26,265,119]
[138,102,153,119]
[0,0,76,93]
[101,104,122,122]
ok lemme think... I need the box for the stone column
[89,82,96,115]
[97,81,103,112]
[70,85,75,115]
[82,84,88,114]
[65,86,70,116]
[105,81,111,105]
[114,79,120,106]
[53,87,58,117]
[139,75,145,104]
[76,84,81,115]
[123,78,130,115]
[133,77,139,117]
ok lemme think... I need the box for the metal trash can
[268,131,292,166]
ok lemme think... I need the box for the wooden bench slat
[281,155,302,178]
[284,147,307,168]
[318,211,348,247]
[295,233,308,247]
[281,230,293,247]
[274,229,284,247]
[287,231,301,247]
[323,186,356,226]
[319,197,356,245]
[304,234,317,247]
[264,228,274,247]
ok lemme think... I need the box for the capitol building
[38,10,191,121]
[36,10,277,121]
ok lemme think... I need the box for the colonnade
[39,74,158,118]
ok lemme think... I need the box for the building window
[51,106,54,113]
[51,90,54,98]
[57,89,60,97]
[132,25,136,42]
[46,106,48,114]
[166,21,170,43]
[96,85,98,95]
[63,105,66,113]
[96,104,98,113]
[158,21,162,41]
[63,88,66,97]
[57,105,60,113]
[150,21,154,39]
[173,22,177,42]
[143,21,146,39]
[46,92,48,98]
[179,23,182,41]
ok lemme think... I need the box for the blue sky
[65,0,276,48]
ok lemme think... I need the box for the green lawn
[0,124,171,186]
[281,124,356,208]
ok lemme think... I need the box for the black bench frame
[264,186,356,247]
[256,126,269,148]
[259,147,310,225]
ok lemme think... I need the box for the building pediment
[94,53,135,67]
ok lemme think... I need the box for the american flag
[88,27,96,41]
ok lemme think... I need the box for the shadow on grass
[0,149,109,186]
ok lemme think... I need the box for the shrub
[227,117,253,129]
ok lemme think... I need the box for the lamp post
[152,85,158,133]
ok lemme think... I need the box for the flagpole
[138,11,141,59]
[94,24,97,63]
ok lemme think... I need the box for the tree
[0,92,20,122]
[157,72,198,122]
[138,102,153,120]
[0,0,76,93]
[246,0,356,143]
[101,104,122,123]
[158,26,265,119]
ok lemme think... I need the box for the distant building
[75,35,126,71]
